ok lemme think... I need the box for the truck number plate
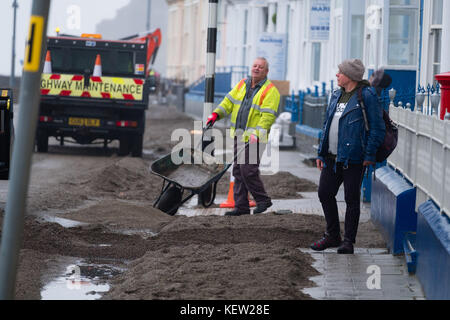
[69,117,100,127]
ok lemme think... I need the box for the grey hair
[254,57,269,70]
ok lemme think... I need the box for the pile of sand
[84,157,164,201]
[56,199,174,236]
[216,171,318,199]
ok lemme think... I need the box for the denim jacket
[317,86,385,167]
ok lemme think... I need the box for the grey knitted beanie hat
[338,59,365,82]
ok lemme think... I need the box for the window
[285,4,290,78]
[243,10,248,45]
[311,43,321,81]
[51,49,135,76]
[430,0,443,79]
[388,9,418,65]
[432,0,443,25]
[333,15,343,70]
[243,10,248,67]
[390,0,418,5]
[350,15,364,59]
[262,7,269,32]
[432,29,441,76]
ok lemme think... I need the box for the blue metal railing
[284,81,331,127]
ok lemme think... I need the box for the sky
[0,0,131,76]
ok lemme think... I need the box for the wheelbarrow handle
[204,121,214,132]
[200,123,247,163]
[196,122,215,151]
[232,144,248,163]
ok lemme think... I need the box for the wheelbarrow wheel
[157,186,182,216]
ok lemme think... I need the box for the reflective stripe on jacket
[214,78,280,143]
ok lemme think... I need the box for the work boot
[225,209,250,217]
[337,241,354,254]
[253,201,273,214]
[310,234,342,251]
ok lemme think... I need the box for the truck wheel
[118,136,130,156]
[131,133,143,158]
[36,130,48,153]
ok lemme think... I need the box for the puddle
[33,199,102,228]
[41,261,123,300]
[39,214,88,228]
[143,149,155,156]
[121,229,158,238]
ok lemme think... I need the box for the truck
[37,29,162,157]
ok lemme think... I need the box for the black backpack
[357,87,398,163]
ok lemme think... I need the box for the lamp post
[10,0,19,89]
[0,0,51,300]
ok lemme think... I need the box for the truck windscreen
[51,48,135,76]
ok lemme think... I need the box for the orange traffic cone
[93,54,102,77]
[43,50,52,74]
[220,166,256,208]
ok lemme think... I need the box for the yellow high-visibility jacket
[214,78,280,143]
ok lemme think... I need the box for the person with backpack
[311,59,386,254]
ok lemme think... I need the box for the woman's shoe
[310,234,342,251]
[337,241,354,254]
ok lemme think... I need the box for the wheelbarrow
[150,124,239,215]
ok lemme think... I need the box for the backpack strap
[357,87,370,132]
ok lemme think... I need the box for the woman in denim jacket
[311,59,385,254]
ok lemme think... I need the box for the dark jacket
[317,85,385,166]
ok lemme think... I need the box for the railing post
[293,93,299,123]
[416,86,425,113]
[299,90,304,125]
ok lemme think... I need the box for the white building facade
[418,0,448,87]
[220,0,450,99]
[223,0,367,91]
[166,0,228,84]
[165,0,450,100]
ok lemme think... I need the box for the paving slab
[299,248,425,300]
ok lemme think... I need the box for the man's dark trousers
[233,137,271,212]
[318,157,365,243]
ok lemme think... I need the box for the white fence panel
[430,140,444,204]
[444,148,450,215]
[404,128,415,181]
[388,106,449,218]
[416,135,432,197]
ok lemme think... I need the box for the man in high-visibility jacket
[207,57,280,216]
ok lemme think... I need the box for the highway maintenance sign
[40,74,145,101]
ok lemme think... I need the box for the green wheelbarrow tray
[150,147,231,215]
